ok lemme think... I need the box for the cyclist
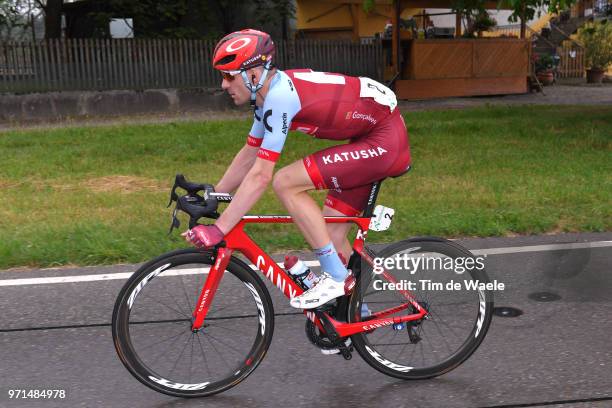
[184,29,411,310]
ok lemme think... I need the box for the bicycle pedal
[339,346,352,360]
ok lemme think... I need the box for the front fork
[191,246,233,331]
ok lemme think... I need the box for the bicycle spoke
[168,332,193,378]
[130,318,190,326]
[195,332,212,379]
[427,314,459,354]
[134,326,189,352]
[179,275,195,313]
[203,331,245,355]
[139,291,191,319]
[427,308,465,340]
[201,332,233,371]
[157,273,192,317]
[147,329,191,368]
[189,334,195,383]
[394,332,413,361]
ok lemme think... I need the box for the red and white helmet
[213,29,275,73]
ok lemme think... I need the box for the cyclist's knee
[272,166,309,196]
[272,167,293,196]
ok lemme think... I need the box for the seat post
[362,180,382,218]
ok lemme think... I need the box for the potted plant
[577,21,612,83]
[535,54,555,85]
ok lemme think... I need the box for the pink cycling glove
[184,225,224,248]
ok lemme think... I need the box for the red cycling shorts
[303,110,411,216]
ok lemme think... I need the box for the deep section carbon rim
[350,239,494,379]
[112,250,274,397]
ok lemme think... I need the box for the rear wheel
[112,249,274,397]
[349,238,493,379]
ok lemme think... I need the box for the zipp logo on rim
[244,282,266,335]
[226,38,252,52]
[365,345,413,372]
[149,376,209,391]
[127,263,171,309]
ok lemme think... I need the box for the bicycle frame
[191,214,429,338]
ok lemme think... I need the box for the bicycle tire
[112,249,274,397]
[349,237,494,380]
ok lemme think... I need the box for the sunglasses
[221,70,241,81]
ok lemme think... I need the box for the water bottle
[361,303,372,318]
[284,255,318,289]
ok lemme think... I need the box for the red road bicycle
[112,174,494,398]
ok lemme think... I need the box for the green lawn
[1,105,610,269]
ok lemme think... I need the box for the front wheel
[349,238,494,380]
[112,249,275,397]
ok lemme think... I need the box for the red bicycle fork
[190,247,233,331]
[190,215,429,335]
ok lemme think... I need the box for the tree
[578,20,612,70]
[1,0,22,40]
[253,0,295,40]
[0,0,34,40]
[500,0,576,38]
[34,0,62,38]
[452,0,488,36]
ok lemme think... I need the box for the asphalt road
[0,232,610,408]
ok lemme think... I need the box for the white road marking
[0,242,609,287]
[470,241,612,256]
[0,262,319,287]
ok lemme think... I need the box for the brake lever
[169,174,212,207]
[167,205,181,236]
[167,180,179,208]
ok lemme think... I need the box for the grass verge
[0,105,610,269]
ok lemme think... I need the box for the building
[295,0,537,99]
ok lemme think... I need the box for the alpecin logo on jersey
[282,113,288,135]
[322,147,388,165]
[345,111,377,125]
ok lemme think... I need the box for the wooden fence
[555,44,585,78]
[0,38,383,93]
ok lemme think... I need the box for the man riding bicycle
[184,29,411,310]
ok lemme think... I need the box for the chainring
[304,319,342,351]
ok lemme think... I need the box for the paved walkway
[399,82,612,111]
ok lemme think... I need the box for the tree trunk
[519,1,526,39]
[455,12,462,37]
[282,15,288,40]
[44,0,63,39]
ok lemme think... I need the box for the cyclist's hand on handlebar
[182,225,224,248]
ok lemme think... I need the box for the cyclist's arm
[215,108,265,193]
[215,75,299,234]
[215,143,258,193]
[215,157,274,233]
